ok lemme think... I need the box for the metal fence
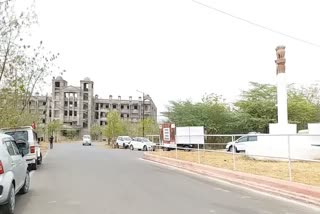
[146,134,320,186]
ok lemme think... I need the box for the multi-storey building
[30,76,157,135]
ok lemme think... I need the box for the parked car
[82,135,92,146]
[116,136,132,149]
[129,137,156,151]
[226,134,258,153]
[0,126,42,171]
[0,134,30,214]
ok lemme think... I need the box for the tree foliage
[166,83,320,134]
[103,111,123,144]
[90,123,102,141]
[0,0,63,128]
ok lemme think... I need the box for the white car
[116,136,132,149]
[226,135,258,153]
[0,134,30,214]
[1,126,42,171]
[82,135,92,146]
[129,137,156,151]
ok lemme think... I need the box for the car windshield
[83,135,91,139]
[142,138,150,142]
[5,131,29,142]
[124,137,131,141]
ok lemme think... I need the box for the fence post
[198,143,200,164]
[175,144,178,160]
[232,135,236,170]
[287,135,292,182]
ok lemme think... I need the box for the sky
[19,0,320,115]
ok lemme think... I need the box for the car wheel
[229,146,237,153]
[130,145,134,150]
[37,153,42,165]
[123,143,126,149]
[31,163,37,171]
[19,171,30,194]
[143,145,147,151]
[0,184,15,214]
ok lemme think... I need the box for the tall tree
[103,111,123,145]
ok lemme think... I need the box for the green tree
[90,123,102,141]
[167,94,233,134]
[103,111,123,146]
[138,118,159,136]
[235,82,320,132]
[47,120,62,142]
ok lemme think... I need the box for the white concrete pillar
[277,73,288,124]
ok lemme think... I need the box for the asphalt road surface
[15,143,319,214]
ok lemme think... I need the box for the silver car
[0,134,30,214]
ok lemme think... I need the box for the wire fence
[145,133,320,187]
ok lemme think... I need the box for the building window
[95,112,99,119]
[69,102,73,108]
[134,105,138,110]
[75,93,78,98]
[83,112,88,119]
[83,93,88,101]
[55,82,60,87]
[120,114,124,118]
[106,104,109,108]
[121,105,124,109]
[113,104,117,109]
[55,92,59,99]
[49,111,52,117]
[100,121,104,126]
[70,93,73,98]
[54,110,59,118]
[127,105,129,109]
[83,103,88,110]
[74,111,77,116]
[43,102,46,106]
[100,103,103,108]
[64,110,68,116]
[69,111,73,116]
[64,101,68,107]
[95,104,99,110]
[42,119,45,123]
[74,102,77,107]
[64,93,69,98]
[83,122,88,128]
[84,83,88,91]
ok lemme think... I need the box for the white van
[0,126,42,170]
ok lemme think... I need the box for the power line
[192,0,320,48]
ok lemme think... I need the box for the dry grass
[152,150,320,186]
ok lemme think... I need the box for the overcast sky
[23,0,320,114]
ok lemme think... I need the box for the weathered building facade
[30,76,157,135]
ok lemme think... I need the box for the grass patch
[152,150,320,186]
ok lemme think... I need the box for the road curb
[143,153,320,207]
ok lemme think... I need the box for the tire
[143,145,147,151]
[19,171,30,194]
[130,145,134,150]
[31,163,37,171]
[37,153,42,165]
[0,184,15,214]
[123,143,126,149]
[228,146,237,153]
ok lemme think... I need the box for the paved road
[15,143,319,214]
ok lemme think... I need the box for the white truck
[160,124,204,151]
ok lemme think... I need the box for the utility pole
[137,90,146,137]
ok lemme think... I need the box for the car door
[136,138,143,150]
[235,136,248,151]
[246,136,258,149]
[4,140,25,189]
